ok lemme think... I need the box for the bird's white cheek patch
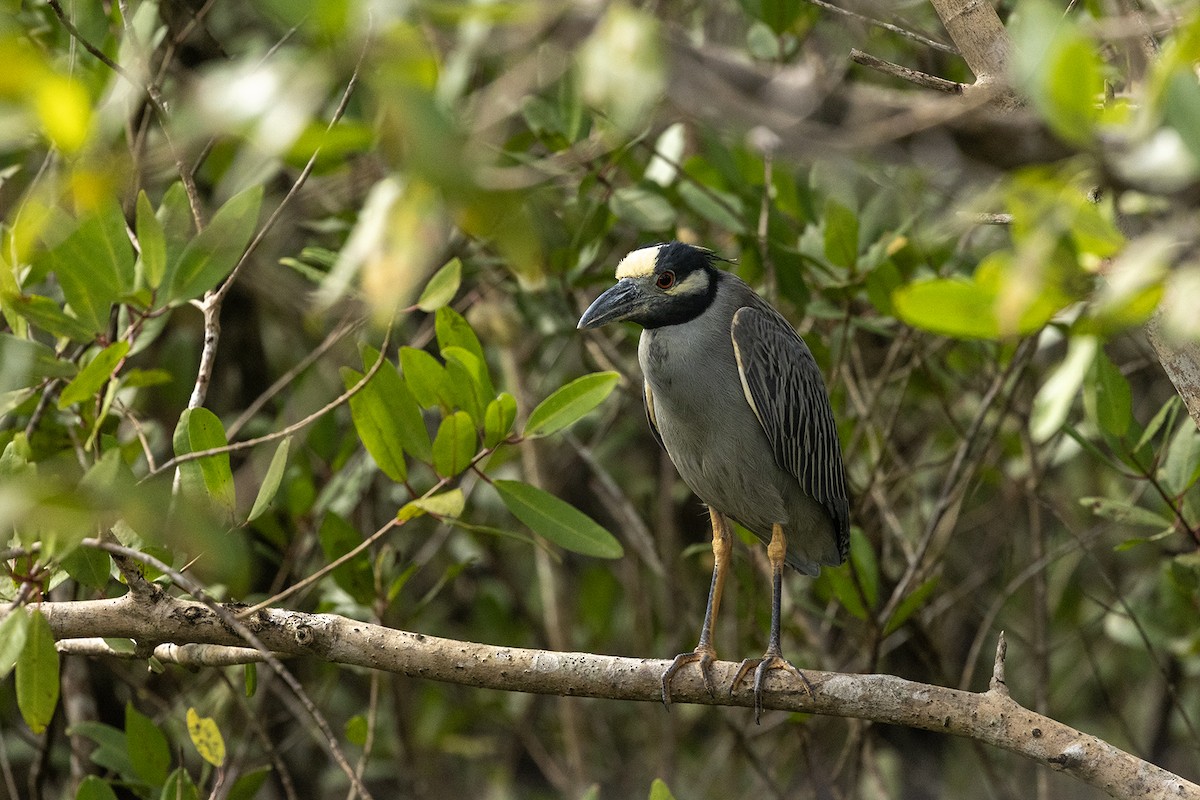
[615,245,664,279]
[668,270,708,296]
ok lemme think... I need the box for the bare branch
[1146,314,1200,431]
[805,0,957,54]
[34,593,1200,800]
[989,630,1008,695]
[850,48,965,93]
[56,638,275,667]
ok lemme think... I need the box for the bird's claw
[660,646,718,708]
[730,652,813,723]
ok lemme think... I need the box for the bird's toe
[731,652,814,723]
[660,646,719,707]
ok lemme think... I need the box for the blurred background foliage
[1,0,1199,798]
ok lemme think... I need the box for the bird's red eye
[656,271,676,289]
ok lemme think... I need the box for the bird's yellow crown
[614,245,663,279]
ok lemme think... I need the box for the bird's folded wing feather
[643,380,666,452]
[730,306,850,546]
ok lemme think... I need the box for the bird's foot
[730,652,814,724]
[660,645,718,708]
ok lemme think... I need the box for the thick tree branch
[927,0,1012,87]
[1146,314,1200,430]
[33,594,1199,800]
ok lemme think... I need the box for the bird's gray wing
[643,380,666,452]
[730,306,850,553]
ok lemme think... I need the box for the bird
[577,241,850,721]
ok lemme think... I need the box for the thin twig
[850,48,965,93]
[805,0,957,53]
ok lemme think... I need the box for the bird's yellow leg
[731,523,814,723]
[661,508,732,707]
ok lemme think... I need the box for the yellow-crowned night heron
[578,241,850,721]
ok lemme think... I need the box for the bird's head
[577,242,722,330]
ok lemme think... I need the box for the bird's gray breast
[638,316,788,535]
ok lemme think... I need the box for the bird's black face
[577,242,721,331]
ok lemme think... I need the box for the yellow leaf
[34,74,91,153]
[186,707,226,767]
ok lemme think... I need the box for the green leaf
[443,344,496,404]
[103,639,137,655]
[609,185,675,230]
[16,609,59,734]
[399,347,448,409]
[0,333,78,392]
[484,392,518,448]
[0,610,30,680]
[525,372,619,438]
[893,278,1000,339]
[49,201,135,333]
[247,436,291,523]
[417,257,462,311]
[227,767,271,800]
[126,703,170,786]
[823,199,859,268]
[57,341,130,409]
[846,526,877,610]
[1041,38,1102,145]
[186,707,226,768]
[818,562,868,620]
[342,363,409,483]
[164,185,263,304]
[136,190,167,290]
[121,368,172,389]
[648,778,678,800]
[494,479,623,558]
[435,306,486,366]
[75,775,120,800]
[1080,496,1173,529]
[318,512,375,604]
[160,767,200,800]
[441,357,485,424]
[678,182,746,234]
[432,410,477,477]
[399,488,466,521]
[1085,349,1132,439]
[1162,421,1200,495]
[345,714,369,746]
[60,546,112,589]
[1031,336,1097,443]
[156,182,195,268]
[6,293,95,342]
[362,345,432,463]
[172,407,236,514]
[244,663,257,697]
[67,721,133,779]
[1136,396,1180,453]
[883,576,939,636]
[1164,69,1200,162]
[1012,0,1102,146]
[1115,527,1177,552]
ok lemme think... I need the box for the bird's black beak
[577,279,646,329]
